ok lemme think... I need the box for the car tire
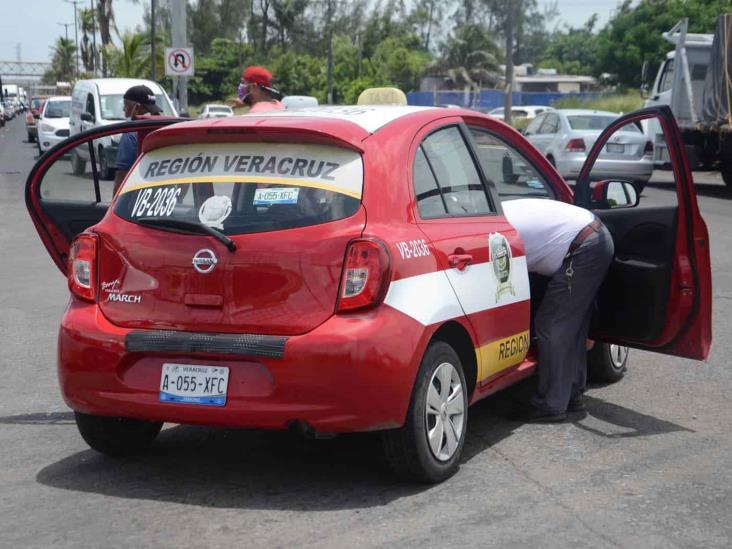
[633,179,648,194]
[27,133,34,143]
[381,341,468,483]
[98,145,115,180]
[74,412,163,456]
[71,149,86,175]
[587,342,628,383]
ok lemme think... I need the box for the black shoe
[513,405,567,423]
[568,395,586,412]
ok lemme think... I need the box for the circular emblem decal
[198,195,232,230]
[192,248,218,274]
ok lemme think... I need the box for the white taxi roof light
[356,87,408,106]
[337,239,391,312]
[68,234,98,302]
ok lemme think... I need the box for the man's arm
[113,133,138,194]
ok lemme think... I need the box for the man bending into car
[502,199,614,422]
[114,85,163,193]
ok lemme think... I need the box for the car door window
[419,126,493,216]
[469,128,555,201]
[413,147,448,217]
[524,115,544,136]
[85,93,95,119]
[538,114,559,134]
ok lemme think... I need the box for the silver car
[524,109,654,191]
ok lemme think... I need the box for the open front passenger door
[25,119,181,274]
[575,105,711,360]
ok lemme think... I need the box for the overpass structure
[1,60,56,96]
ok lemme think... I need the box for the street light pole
[65,0,81,78]
[58,22,73,42]
[151,0,156,81]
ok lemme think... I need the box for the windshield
[44,100,71,118]
[115,142,363,236]
[31,98,43,109]
[100,93,174,120]
[567,115,641,133]
[209,106,231,113]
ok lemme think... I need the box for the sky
[0,0,629,63]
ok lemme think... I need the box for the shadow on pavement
[32,382,693,509]
[0,412,75,425]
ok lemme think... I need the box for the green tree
[109,33,150,78]
[431,24,503,90]
[44,37,77,84]
[537,15,600,75]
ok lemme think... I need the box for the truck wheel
[71,149,86,175]
[587,343,628,383]
[381,341,468,483]
[74,412,163,456]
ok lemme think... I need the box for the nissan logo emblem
[192,249,218,274]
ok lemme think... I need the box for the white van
[70,78,177,179]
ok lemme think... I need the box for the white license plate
[159,363,229,406]
[606,143,625,153]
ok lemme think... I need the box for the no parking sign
[165,47,195,76]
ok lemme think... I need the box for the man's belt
[567,218,602,255]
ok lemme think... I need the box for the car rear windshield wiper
[137,217,237,252]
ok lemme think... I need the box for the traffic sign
[165,47,194,76]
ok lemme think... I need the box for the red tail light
[336,239,391,312]
[68,234,98,302]
[643,140,654,156]
[565,138,586,152]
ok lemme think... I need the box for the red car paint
[26,106,711,435]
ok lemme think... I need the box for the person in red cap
[232,65,284,113]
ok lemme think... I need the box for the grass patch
[551,92,645,114]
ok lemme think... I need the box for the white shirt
[501,198,594,276]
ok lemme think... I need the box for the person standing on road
[230,66,284,113]
[114,85,163,192]
[502,198,615,422]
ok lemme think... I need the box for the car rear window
[567,115,641,133]
[114,142,363,235]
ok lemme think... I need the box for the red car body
[26,105,711,475]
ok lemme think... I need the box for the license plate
[159,363,229,406]
[606,143,625,153]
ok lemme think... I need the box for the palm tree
[428,24,503,97]
[112,33,150,78]
[80,8,97,73]
[45,37,77,83]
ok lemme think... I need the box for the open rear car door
[25,119,181,274]
[575,105,712,360]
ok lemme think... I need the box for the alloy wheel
[425,362,465,462]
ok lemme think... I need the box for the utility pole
[326,0,334,104]
[65,0,81,78]
[151,0,156,81]
[58,22,73,41]
[90,0,97,75]
[503,2,515,127]
[170,0,188,114]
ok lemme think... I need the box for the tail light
[566,138,586,152]
[336,239,391,313]
[643,140,654,156]
[68,234,98,302]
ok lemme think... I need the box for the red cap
[242,66,273,87]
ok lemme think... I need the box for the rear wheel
[587,342,628,383]
[382,341,468,483]
[74,412,163,456]
[71,149,86,175]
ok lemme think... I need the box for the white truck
[643,16,732,187]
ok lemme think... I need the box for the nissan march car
[26,105,712,482]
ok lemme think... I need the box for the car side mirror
[81,112,94,122]
[593,180,639,209]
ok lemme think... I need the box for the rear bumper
[58,299,428,433]
[557,155,654,182]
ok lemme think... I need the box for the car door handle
[448,253,473,271]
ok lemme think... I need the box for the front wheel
[75,412,163,456]
[587,342,628,383]
[71,149,86,175]
[382,341,468,483]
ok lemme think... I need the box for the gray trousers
[531,224,615,413]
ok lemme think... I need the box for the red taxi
[26,105,711,482]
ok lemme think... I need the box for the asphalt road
[1,115,731,548]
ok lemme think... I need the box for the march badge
[489,233,515,302]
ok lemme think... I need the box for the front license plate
[606,143,625,153]
[159,363,229,406]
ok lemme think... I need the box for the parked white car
[37,96,71,154]
[487,105,553,120]
[282,95,319,109]
[523,109,655,191]
[199,104,234,119]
